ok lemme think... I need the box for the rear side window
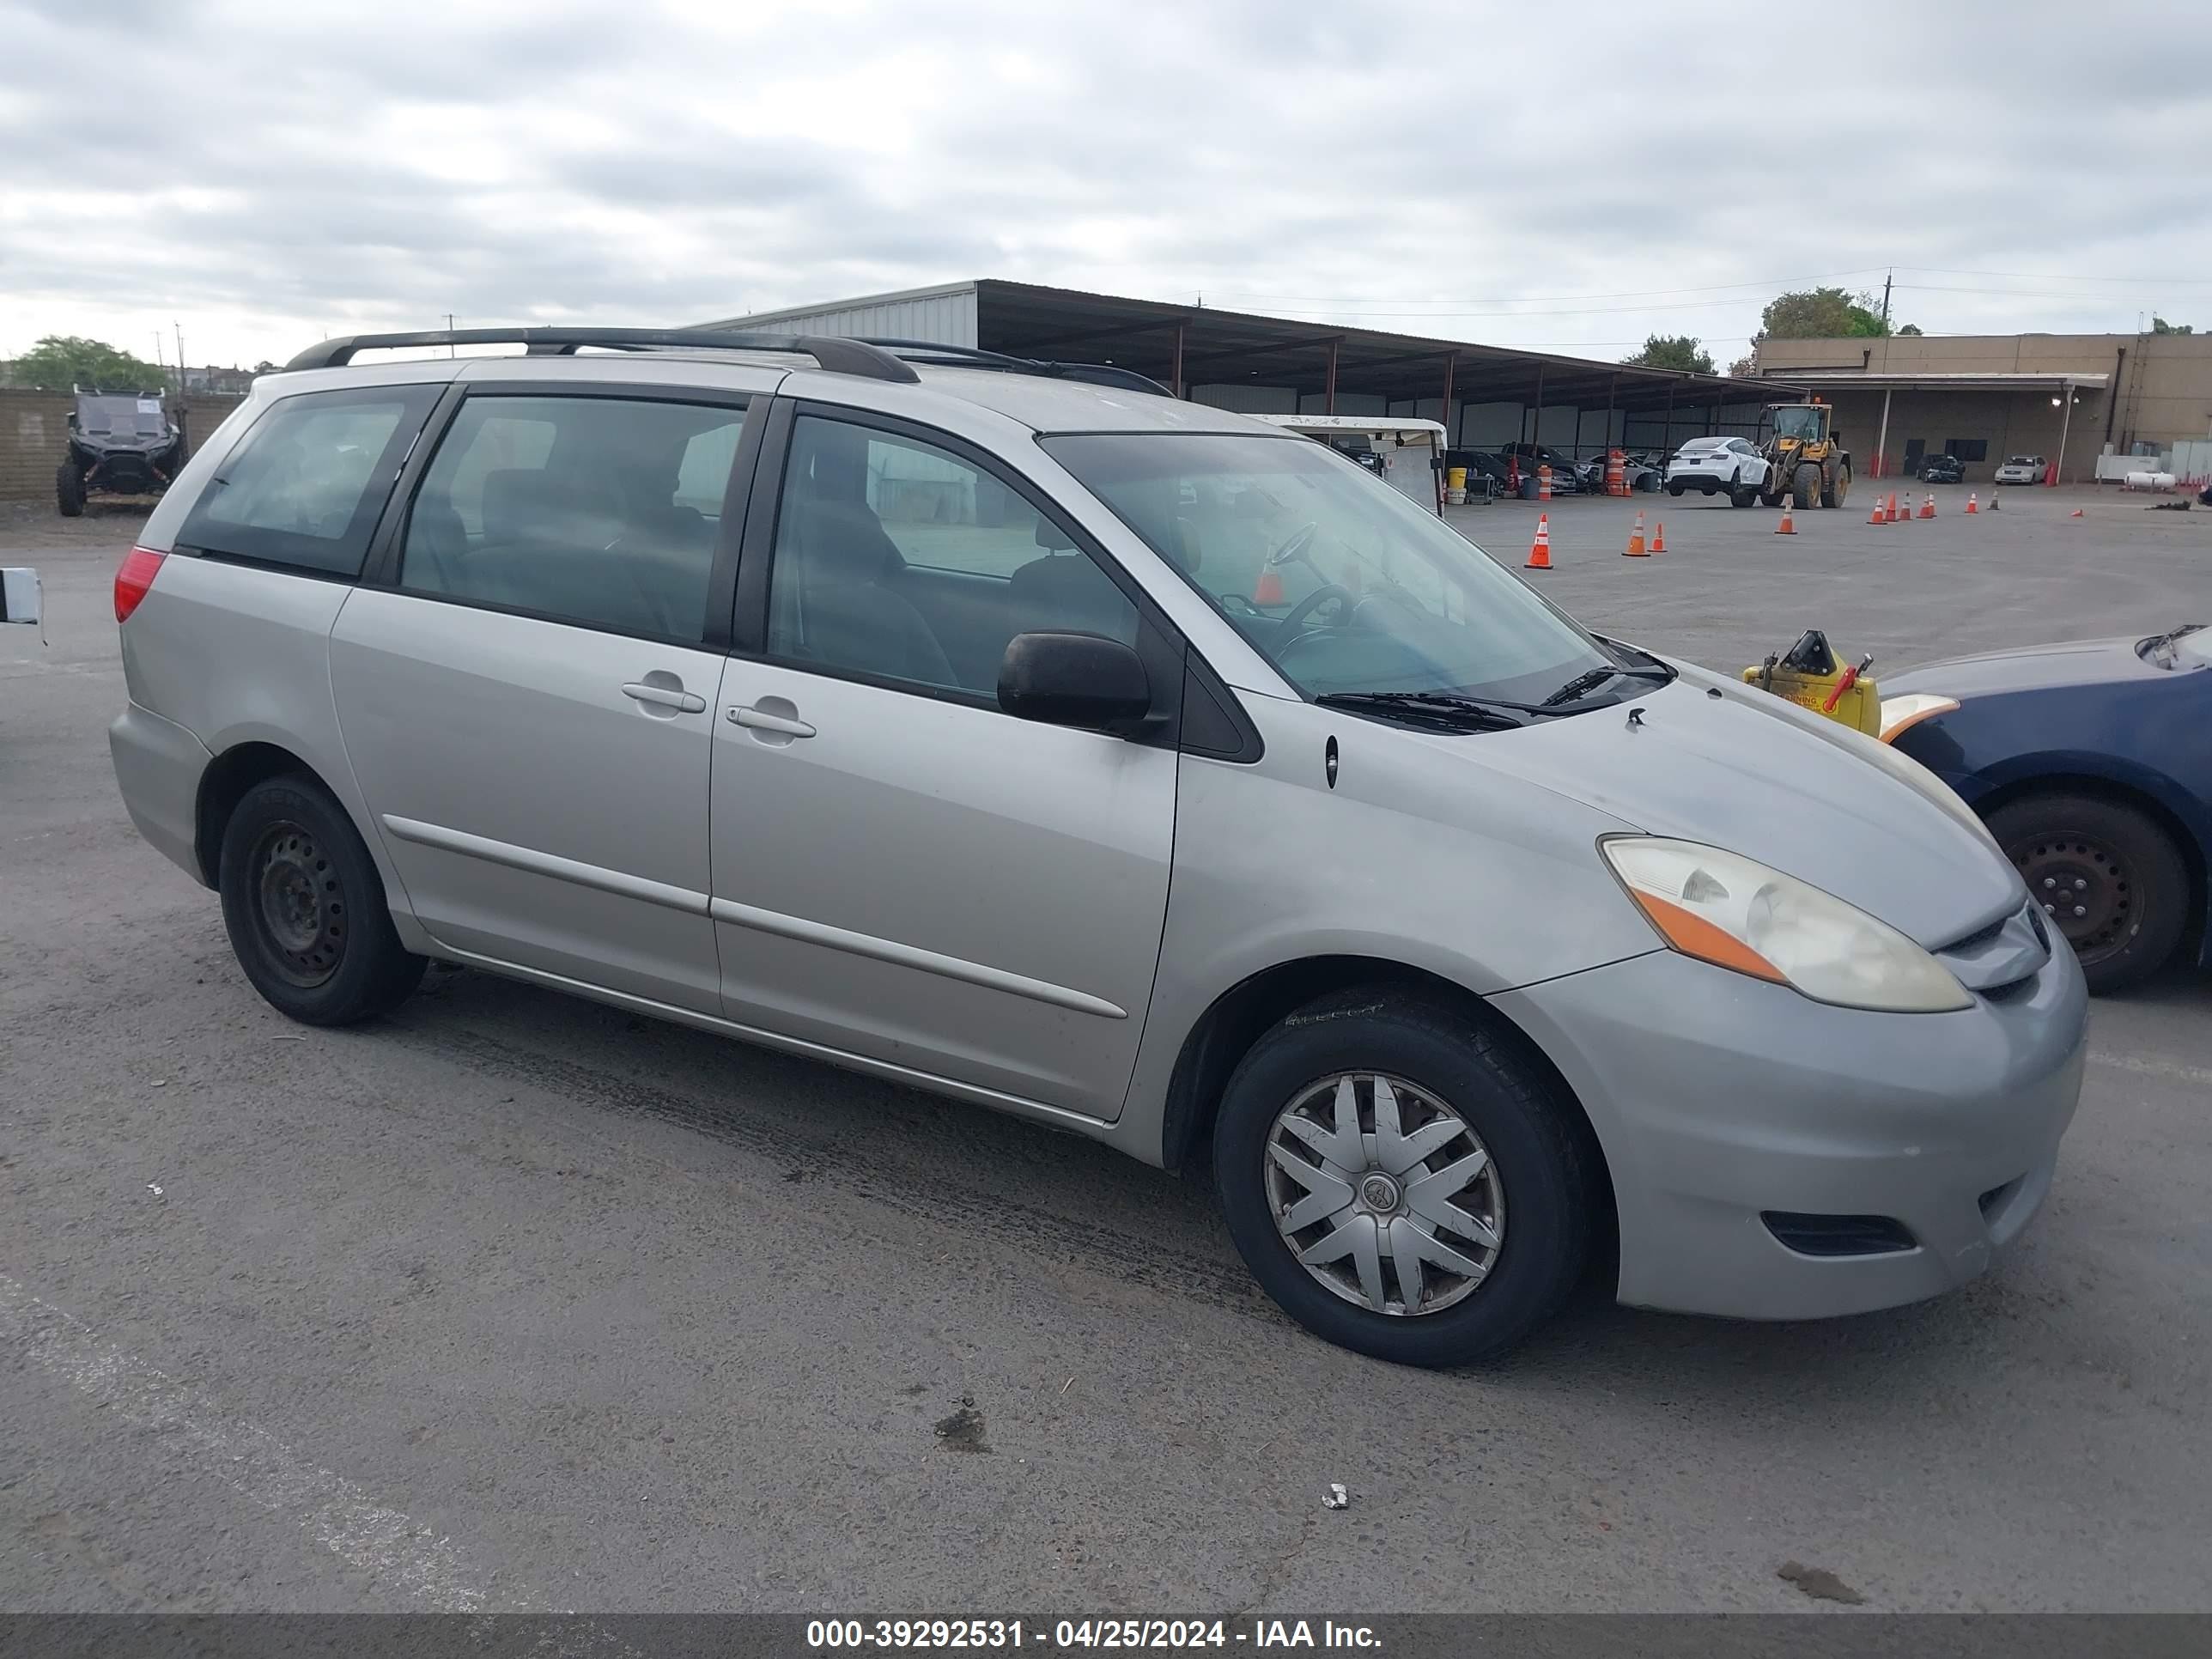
[398,393,750,644]
[176,386,440,577]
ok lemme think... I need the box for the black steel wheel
[219,775,425,1024]
[1987,792,2189,994]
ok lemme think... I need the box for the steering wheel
[1266,520,1320,570]
[1277,583,1357,637]
[1216,591,1262,617]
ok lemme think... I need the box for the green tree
[2151,316,2194,335]
[13,334,170,392]
[1758,286,1905,340]
[1897,323,1924,336]
[1624,333,1715,374]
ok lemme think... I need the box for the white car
[1993,455,2045,485]
[1663,436,1767,507]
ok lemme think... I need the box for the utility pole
[1880,269,1893,333]
[175,322,185,392]
[445,313,455,357]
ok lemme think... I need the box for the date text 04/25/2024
[805,1620,1382,1650]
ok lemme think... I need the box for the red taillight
[114,546,165,623]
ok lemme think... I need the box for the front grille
[1761,1212,1918,1257]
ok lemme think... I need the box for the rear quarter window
[175,385,441,577]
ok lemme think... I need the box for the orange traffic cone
[1868,495,1886,526]
[1775,502,1797,535]
[1919,491,1936,519]
[1252,567,1285,605]
[1524,514,1553,569]
[1885,490,1899,524]
[1624,509,1649,556]
[1965,492,1979,514]
[1649,520,1668,554]
[1900,491,1916,523]
[2070,507,2084,518]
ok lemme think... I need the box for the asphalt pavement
[3,490,2208,1613]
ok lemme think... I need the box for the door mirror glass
[998,631,1151,734]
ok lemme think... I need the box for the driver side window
[764,416,1139,699]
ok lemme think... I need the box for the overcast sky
[5,0,2210,373]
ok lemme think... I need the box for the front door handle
[727,702,817,740]
[623,681,707,714]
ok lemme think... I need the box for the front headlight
[1600,838,1973,1012]
[1878,692,1959,743]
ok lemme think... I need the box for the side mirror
[998,631,1152,735]
[1,568,41,631]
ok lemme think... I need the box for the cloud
[3,0,2210,368]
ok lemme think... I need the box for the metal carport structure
[701,279,1801,459]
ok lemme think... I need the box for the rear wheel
[1667,479,1684,496]
[1212,989,1594,1366]
[56,463,84,517]
[218,775,426,1024]
[1791,466,1817,509]
[1986,792,2190,994]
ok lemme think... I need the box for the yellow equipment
[1743,630,1881,736]
[1759,398,1853,511]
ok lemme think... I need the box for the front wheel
[1212,989,1595,1366]
[1822,465,1850,509]
[218,775,426,1024]
[1791,466,1817,509]
[1986,793,2189,994]
[56,462,84,517]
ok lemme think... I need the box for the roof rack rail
[282,327,921,384]
[856,338,1175,398]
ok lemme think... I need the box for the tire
[1212,988,1594,1366]
[1822,465,1849,509]
[1667,480,1684,496]
[1985,792,2190,994]
[56,463,84,517]
[1790,466,1817,509]
[218,775,426,1024]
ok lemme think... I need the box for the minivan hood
[1466,664,2024,948]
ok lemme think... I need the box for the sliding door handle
[727,702,817,739]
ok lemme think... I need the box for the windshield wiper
[1315,690,1530,730]
[2142,622,2206,659]
[1540,661,1673,708]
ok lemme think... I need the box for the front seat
[779,499,955,688]
[1006,521,1133,644]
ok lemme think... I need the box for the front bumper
[1493,939,2087,1321]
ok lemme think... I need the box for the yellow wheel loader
[1757,399,1852,510]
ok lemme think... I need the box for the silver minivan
[109,328,2087,1365]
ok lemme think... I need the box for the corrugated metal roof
[698,282,980,345]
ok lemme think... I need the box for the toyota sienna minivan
[109,327,2087,1365]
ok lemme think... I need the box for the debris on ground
[2148,499,2191,511]
[1778,1560,1865,1604]
[146,1182,164,1200]
[933,1394,992,1454]
[1322,1483,1350,1510]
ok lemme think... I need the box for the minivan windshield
[1043,432,1641,709]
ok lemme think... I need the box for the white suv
[1664,436,1767,507]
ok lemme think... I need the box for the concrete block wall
[2,388,248,502]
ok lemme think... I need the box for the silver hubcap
[1265,1073,1504,1317]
